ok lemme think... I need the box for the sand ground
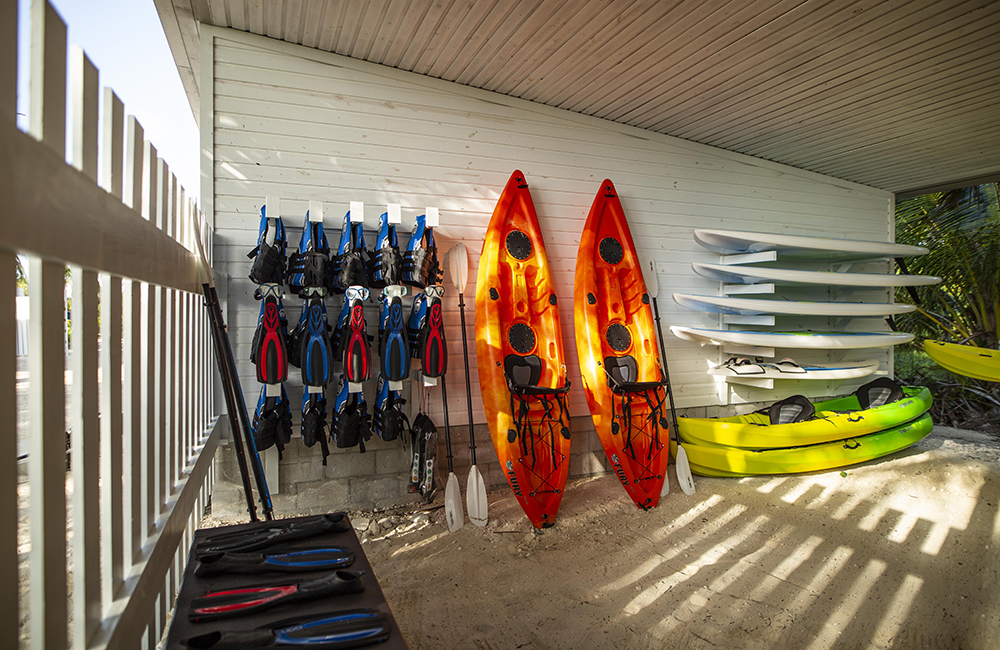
[294,425,1000,650]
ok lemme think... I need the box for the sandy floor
[326,425,1000,650]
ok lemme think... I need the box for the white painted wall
[205,26,895,440]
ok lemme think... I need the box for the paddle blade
[660,474,670,497]
[640,252,659,299]
[448,243,470,294]
[466,464,488,527]
[675,443,696,495]
[445,472,464,532]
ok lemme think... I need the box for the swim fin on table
[195,513,350,556]
[248,206,287,286]
[251,386,293,458]
[188,570,366,622]
[194,546,355,578]
[183,607,390,649]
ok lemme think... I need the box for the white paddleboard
[673,293,917,317]
[692,262,941,287]
[708,356,881,380]
[670,326,914,349]
[693,228,929,260]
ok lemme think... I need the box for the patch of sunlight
[389,530,448,557]
[787,545,853,614]
[806,558,886,650]
[748,534,825,603]
[624,513,767,616]
[219,162,247,181]
[709,523,795,593]
[756,476,787,494]
[886,513,919,544]
[599,496,732,595]
[652,494,724,537]
[830,490,867,521]
[644,515,771,636]
[217,115,241,128]
[871,574,923,647]
[780,479,825,506]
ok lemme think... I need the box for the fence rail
[2,1,218,648]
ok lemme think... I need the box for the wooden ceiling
[156,0,1000,197]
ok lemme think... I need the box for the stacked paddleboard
[673,227,940,386]
[675,378,934,476]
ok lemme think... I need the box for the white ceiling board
[155,0,1000,195]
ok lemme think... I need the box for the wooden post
[70,44,101,650]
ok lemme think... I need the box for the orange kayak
[475,170,571,528]
[574,179,670,509]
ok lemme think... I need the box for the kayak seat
[855,377,904,409]
[768,394,815,425]
[504,354,570,395]
[604,356,669,393]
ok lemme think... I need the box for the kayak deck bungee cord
[574,179,671,510]
[476,170,571,529]
[194,546,356,578]
[188,570,366,622]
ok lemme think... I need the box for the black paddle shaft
[441,376,455,473]
[205,284,274,521]
[457,292,478,465]
[203,284,259,522]
[650,295,682,437]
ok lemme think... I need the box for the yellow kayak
[924,340,1000,382]
[672,412,933,477]
[678,383,932,449]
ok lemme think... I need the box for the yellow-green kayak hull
[678,386,931,449]
[924,340,1000,382]
[672,412,933,477]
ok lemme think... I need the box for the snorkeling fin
[406,292,427,360]
[418,287,447,379]
[194,546,355,578]
[251,386,293,458]
[183,607,390,649]
[300,295,334,387]
[195,513,350,556]
[378,287,409,382]
[374,375,407,442]
[250,284,289,384]
[248,206,287,285]
[370,211,402,288]
[342,287,371,384]
[189,570,366,622]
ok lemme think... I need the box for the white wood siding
[207,26,894,431]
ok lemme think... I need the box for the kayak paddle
[441,375,464,532]
[449,244,488,526]
[641,253,696,496]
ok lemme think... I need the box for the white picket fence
[2,1,221,648]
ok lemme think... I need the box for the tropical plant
[894,183,1000,348]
